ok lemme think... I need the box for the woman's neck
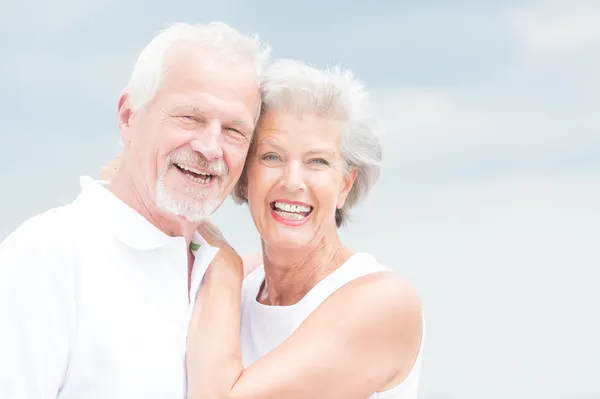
[259,233,353,306]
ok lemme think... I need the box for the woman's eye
[261,153,280,161]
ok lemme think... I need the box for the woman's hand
[195,220,243,276]
[99,154,122,181]
[197,221,262,278]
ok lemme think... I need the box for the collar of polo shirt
[79,176,211,253]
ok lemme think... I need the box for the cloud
[2,49,132,135]
[367,1,600,176]
[511,1,600,55]
[0,0,122,38]
[262,2,522,87]
[373,84,599,174]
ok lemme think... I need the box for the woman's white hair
[125,22,271,114]
[232,59,383,227]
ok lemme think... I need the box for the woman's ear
[336,169,358,209]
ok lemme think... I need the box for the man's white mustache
[168,152,228,177]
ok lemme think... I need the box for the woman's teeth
[273,202,311,213]
[272,202,313,220]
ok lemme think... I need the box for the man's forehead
[157,49,260,125]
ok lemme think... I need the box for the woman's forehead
[254,112,341,144]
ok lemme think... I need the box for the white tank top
[240,252,424,399]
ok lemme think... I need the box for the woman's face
[243,111,356,249]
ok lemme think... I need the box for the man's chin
[156,184,224,219]
[163,205,212,222]
[161,199,219,222]
[179,212,209,223]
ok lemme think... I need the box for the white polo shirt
[0,177,219,399]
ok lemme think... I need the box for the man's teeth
[273,202,311,213]
[186,174,211,184]
[176,164,212,184]
[177,164,211,176]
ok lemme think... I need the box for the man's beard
[155,150,228,222]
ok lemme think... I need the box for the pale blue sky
[1,1,599,398]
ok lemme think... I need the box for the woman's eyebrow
[304,148,337,158]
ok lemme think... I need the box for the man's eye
[311,158,330,166]
[227,127,243,135]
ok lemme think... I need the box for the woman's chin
[262,232,315,251]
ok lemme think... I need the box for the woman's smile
[269,199,314,226]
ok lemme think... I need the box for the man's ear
[242,180,249,200]
[117,93,134,144]
[336,169,358,209]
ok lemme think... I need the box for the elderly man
[0,22,269,398]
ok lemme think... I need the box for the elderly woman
[185,59,424,399]
[100,59,424,398]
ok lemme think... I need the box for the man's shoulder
[3,176,115,245]
[0,203,88,284]
[1,203,82,250]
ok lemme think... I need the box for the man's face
[120,44,260,222]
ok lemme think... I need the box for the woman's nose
[281,162,306,192]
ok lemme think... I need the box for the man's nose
[191,120,223,161]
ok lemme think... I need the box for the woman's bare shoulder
[331,269,422,326]
[290,266,423,388]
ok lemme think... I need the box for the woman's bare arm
[187,231,422,399]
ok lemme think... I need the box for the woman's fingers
[99,154,123,181]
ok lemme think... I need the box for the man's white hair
[125,21,271,113]
[232,59,383,227]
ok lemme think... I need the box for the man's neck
[108,170,197,244]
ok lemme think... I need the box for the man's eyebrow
[229,119,252,132]
[171,106,252,131]
[170,105,205,115]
